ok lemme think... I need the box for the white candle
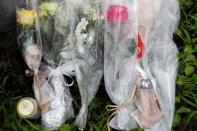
[17,97,40,119]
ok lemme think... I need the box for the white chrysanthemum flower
[75,18,89,54]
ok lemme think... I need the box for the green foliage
[60,124,77,131]
[173,0,197,129]
[0,59,44,131]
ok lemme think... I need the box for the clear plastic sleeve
[37,0,76,130]
[37,0,103,129]
[72,0,104,129]
[17,0,75,130]
[104,0,179,130]
[16,0,42,74]
[104,0,139,130]
[33,65,74,130]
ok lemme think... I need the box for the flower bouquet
[104,0,179,130]
[16,1,43,122]
[41,0,104,129]
[17,0,42,74]
[65,0,104,129]
[17,0,75,130]
[104,0,139,130]
[34,0,78,130]
[16,0,179,130]
[17,0,103,130]
[136,0,180,130]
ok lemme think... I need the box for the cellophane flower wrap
[40,0,103,129]
[36,0,77,130]
[104,0,179,130]
[70,0,103,129]
[16,0,42,74]
[104,0,139,130]
[17,0,75,130]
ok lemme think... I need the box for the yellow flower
[40,2,58,17]
[17,10,35,26]
[83,8,98,21]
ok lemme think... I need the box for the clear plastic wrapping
[17,0,74,130]
[104,0,179,130]
[17,0,179,130]
[104,0,139,130]
[33,65,74,130]
[41,0,103,129]
[34,0,76,130]
[16,0,42,74]
[17,0,103,130]
[71,0,103,129]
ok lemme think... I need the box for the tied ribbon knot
[33,63,75,113]
[106,72,142,131]
[106,85,137,131]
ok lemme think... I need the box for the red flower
[137,34,144,60]
[107,5,129,24]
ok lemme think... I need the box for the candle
[17,97,40,119]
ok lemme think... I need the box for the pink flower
[107,5,129,24]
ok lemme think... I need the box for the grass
[172,0,197,130]
[0,0,197,130]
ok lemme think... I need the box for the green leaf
[186,111,197,124]
[60,124,76,131]
[194,45,197,52]
[175,28,185,41]
[177,106,191,114]
[189,15,197,22]
[184,45,193,54]
[24,119,41,131]
[175,96,181,103]
[185,65,195,75]
[184,54,196,62]
[193,74,197,82]
[173,113,181,127]
[192,37,197,44]
[180,94,197,108]
[181,27,192,44]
